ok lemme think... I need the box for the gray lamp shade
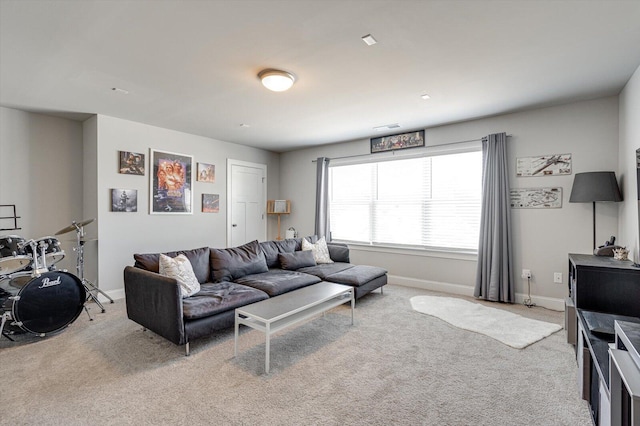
[569,171,623,203]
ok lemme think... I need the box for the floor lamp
[569,171,623,250]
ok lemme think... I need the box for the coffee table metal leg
[265,323,270,374]
[351,289,355,325]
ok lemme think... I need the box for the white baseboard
[96,288,125,302]
[388,274,564,311]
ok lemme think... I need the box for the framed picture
[510,187,562,209]
[111,189,138,212]
[197,162,215,183]
[150,149,193,214]
[202,194,219,213]
[371,130,425,153]
[516,154,572,177]
[118,151,145,175]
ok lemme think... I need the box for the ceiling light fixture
[362,34,377,46]
[421,93,431,100]
[258,69,296,92]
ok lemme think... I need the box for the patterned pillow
[301,236,334,264]
[159,254,201,298]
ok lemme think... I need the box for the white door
[227,160,266,247]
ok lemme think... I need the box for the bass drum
[1,271,86,335]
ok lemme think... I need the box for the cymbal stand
[72,223,113,317]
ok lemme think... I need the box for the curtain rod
[311,134,512,162]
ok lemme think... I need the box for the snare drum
[25,236,65,269]
[0,235,32,275]
[0,271,85,336]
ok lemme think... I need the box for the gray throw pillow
[278,250,316,270]
[210,240,269,282]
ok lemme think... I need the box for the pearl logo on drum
[38,276,62,289]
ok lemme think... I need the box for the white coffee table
[234,282,354,374]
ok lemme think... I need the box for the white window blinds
[329,150,482,251]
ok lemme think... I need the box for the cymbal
[55,218,96,235]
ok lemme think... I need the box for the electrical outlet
[554,272,562,284]
[521,269,531,279]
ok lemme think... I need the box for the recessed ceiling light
[111,87,129,95]
[421,93,431,100]
[362,34,377,46]
[373,123,400,131]
[258,69,296,92]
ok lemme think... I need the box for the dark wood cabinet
[567,254,640,426]
[569,254,640,317]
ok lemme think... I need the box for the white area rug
[410,295,562,349]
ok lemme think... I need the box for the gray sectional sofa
[123,237,387,355]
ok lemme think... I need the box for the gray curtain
[315,157,331,240]
[474,132,514,303]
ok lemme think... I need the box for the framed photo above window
[150,149,193,214]
[370,130,425,154]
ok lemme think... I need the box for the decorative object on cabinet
[267,200,290,240]
[111,189,137,212]
[612,247,630,261]
[202,194,219,213]
[150,149,193,214]
[370,130,425,153]
[118,151,145,175]
[197,162,215,183]
[569,171,623,249]
[515,153,571,176]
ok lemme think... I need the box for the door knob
[232,224,237,227]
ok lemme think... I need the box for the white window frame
[328,142,482,258]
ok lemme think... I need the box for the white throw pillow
[302,236,334,264]
[159,254,201,298]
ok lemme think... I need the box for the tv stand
[566,254,640,425]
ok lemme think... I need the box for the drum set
[0,218,113,340]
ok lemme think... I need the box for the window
[329,150,482,252]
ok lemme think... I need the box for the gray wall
[0,109,280,299]
[0,106,83,273]
[618,64,640,264]
[280,97,622,309]
[88,115,281,297]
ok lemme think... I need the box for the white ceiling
[1,1,640,153]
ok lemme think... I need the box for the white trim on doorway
[226,159,267,247]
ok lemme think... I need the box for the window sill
[337,241,478,262]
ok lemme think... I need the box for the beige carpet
[0,285,591,425]
[410,295,563,349]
